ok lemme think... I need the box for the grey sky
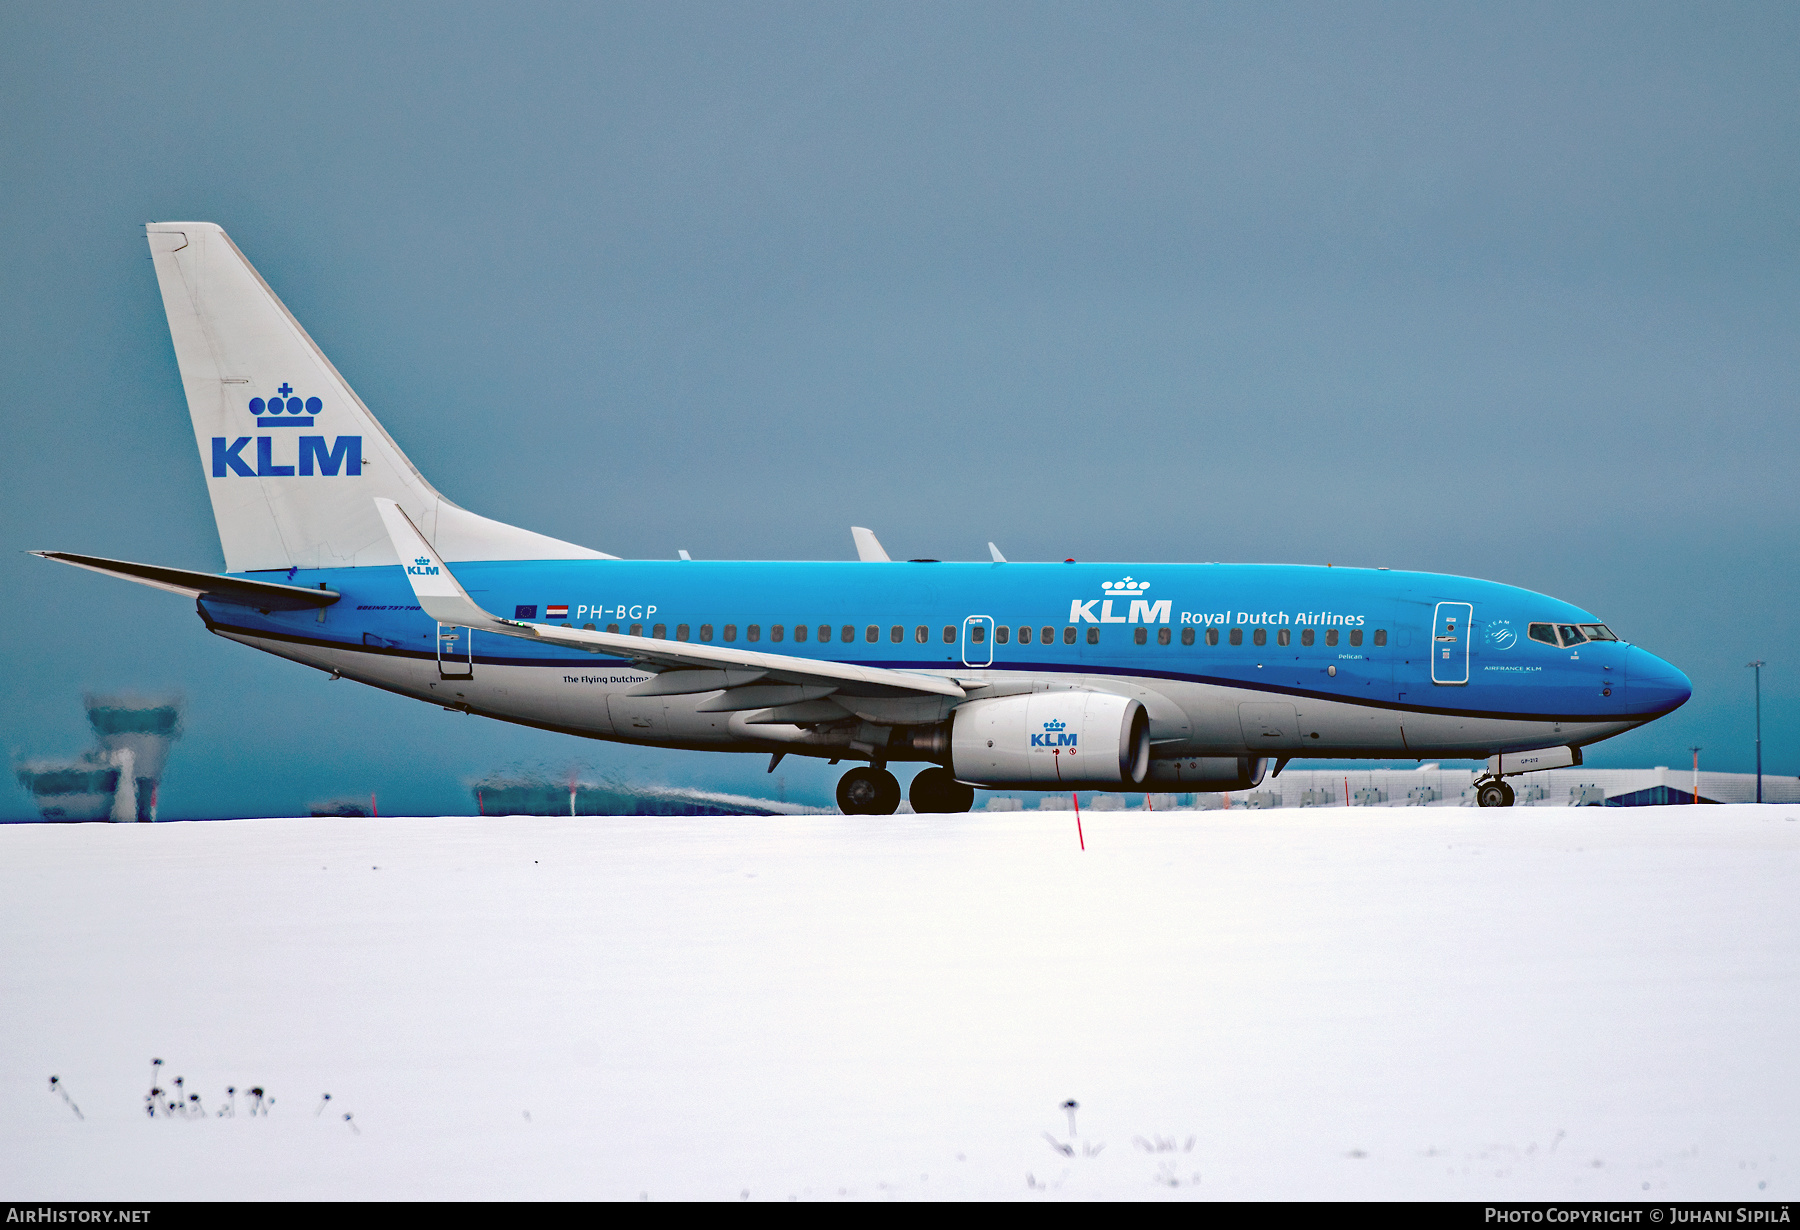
[3,2,1796,815]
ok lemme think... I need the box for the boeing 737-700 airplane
[36,224,1692,814]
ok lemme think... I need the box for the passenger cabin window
[995,626,1010,645]
[723,625,737,643]
[1063,627,1077,645]
[970,625,986,644]
[1325,629,1338,647]
[1229,628,1243,646]
[944,626,957,643]
[793,624,807,642]
[842,625,855,643]
[699,624,714,642]
[676,624,690,641]
[1277,628,1290,647]
[629,623,643,636]
[865,625,879,643]
[1348,629,1362,647]
[747,625,760,642]
[1206,628,1218,646]
[1017,626,1032,645]
[1253,628,1267,647]
[1133,627,1147,645]
[915,626,928,644]
[891,625,904,643]
[770,624,783,643]
[583,623,596,631]
[1157,627,1172,646]
[1373,629,1387,647]
[1301,629,1314,647]
[1042,626,1055,644]
[651,624,666,640]
[1181,627,1195,646]
[607,623,620,634]
[1086,627,1099,645]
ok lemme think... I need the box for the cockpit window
[1532,621,1610,648]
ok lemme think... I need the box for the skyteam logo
[1486,620,1518,650]
[211,381,361,479]
[250,383,321,426]
[406,556,440,577]
[1031,719,1077,748]
[1070,576,1171,625]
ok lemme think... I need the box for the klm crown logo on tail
[250,383,321,426]
[211,382,362,479]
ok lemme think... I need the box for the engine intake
[950,692,1150,788]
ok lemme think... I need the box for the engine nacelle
[950,692,1150,788]
[1144,756,1272,793]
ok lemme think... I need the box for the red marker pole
[1055,748,1084,851]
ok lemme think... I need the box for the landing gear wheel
[1476,779,1516,808]
[837,766,902,815]
[908,766,975,814]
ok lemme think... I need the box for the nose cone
[1628,647,1692,716]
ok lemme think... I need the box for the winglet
[850,527,891,563]
[373,498,515,631]
[988,542,1007,563]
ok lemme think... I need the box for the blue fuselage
[199,559,1690,763]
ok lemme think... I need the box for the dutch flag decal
[545,604,568,619]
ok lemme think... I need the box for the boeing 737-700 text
[35,224,1692,814]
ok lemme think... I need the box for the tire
[909,766,975,814]
[1476,780,1515,808]
[838,766,902,815]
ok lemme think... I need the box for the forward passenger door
[1430,602,1473,685]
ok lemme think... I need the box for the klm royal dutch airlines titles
[34,224,1691,814]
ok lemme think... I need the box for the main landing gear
[908,766,975,814]
[837,766,902,815]
[835,766,975,815]
[1475,778,1516,808]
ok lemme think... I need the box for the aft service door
[437,623,473,679]
[1430,602,1473,685]
[962,616,994,668]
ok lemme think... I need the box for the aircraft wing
[31,550,340,611]
[375,499,966,700]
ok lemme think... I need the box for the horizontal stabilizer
[32,551,339,611]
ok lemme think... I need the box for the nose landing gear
[836,766,902,815]
[1475,778,1516,808]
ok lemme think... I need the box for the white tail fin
[146,223,610,572]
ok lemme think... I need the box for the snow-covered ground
[1,805,1794,1201]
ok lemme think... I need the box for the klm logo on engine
[1069,576,1171,625]
[1031,719,1077,748]
[211,382,361,478]
[406,556,440,577]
